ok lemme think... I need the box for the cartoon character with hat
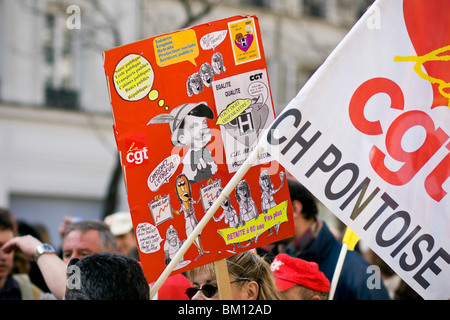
[147,102,218,184]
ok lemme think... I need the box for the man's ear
[292,199,303,218]
[244,281,259,300]
[178,133,187,145]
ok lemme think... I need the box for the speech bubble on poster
[216,98,252,125]
[136,222,164,254]
[248,81,269,105]
[200,30,227,50]
[113,54,154,101]
[154,29,199,67]
[147,155,181,192]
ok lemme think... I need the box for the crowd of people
[0,179,422,300]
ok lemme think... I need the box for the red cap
[156,273,192,300]
[270,254,330,293]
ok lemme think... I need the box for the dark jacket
[290,222,391,300]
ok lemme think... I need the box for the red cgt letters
[349,77,450,202]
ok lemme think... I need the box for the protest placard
[259,0,450,299]
[103,15,294,284]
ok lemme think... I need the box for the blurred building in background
[0,0,373,247]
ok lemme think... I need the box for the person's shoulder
[342,251,391,300]
[12,273,43,300]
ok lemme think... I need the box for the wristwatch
[34,243,56,262]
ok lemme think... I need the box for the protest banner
[103,15,294,288]
[259,0,450,299]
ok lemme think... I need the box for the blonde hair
[186,250,283,300]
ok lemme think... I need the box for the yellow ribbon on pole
[328,227,360,300]
[342,226,360,251]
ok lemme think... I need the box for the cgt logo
[124,133,149,167]
[349,77,450,202]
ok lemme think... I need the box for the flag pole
[328,242,348,300]
[149,144,264,299]
[328,227,360,300]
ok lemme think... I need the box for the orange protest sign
[103,15,294,283]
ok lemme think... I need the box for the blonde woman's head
[186,250,282,300]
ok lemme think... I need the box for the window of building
[303,0,327,18]
[10,194,103,250]
[43,3,79,110]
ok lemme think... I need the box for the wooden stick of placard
[214,259,233,300]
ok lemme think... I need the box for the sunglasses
[185,278,250,299]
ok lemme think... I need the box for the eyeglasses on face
[185,278,250,299]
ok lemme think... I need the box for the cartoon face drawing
[164,225,190,268]
[175,105,217,183]
[147,102,218,183]
[220,194,232,211]
[259,170,272,192]
[175,174,191,203]
[236,180,251,202]
[258,170,285,236]
[179,114,212,150]
[235,33,244,44]
[166,225,180,247]
[173,173,211,261]
[235,180,258,223]
[186,72,203,97]
[199,62,214,87]
[211,52,226,74]
[213,187,240,229]
[259,170,285,214]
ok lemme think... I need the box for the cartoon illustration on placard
[228,17,261,65]
[213,188,239,228]
[186,51,227,97]
[211,52,226,74]
[235,180,259,227]
[200,62,215,88]
[222,95,269,148]
[199,179,222,212]
[136,222,164,254]
[260,170,285,213]
[172,173,211,261]
[163,225,191,269]
[147,155,180,192]
[148,194,173,226]
[213,69,275,172]
[186,72,204,97]
[147,102,218,184]
[213,187,252,254]
[104,15,295,284]
[260,170,285,236]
